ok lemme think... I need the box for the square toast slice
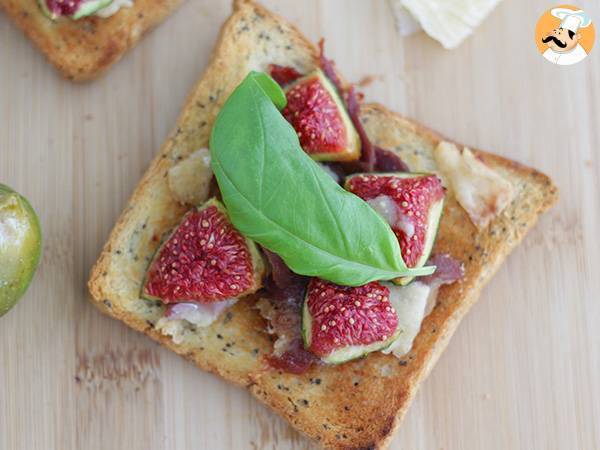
[0,0,183,80]
[88,0,558,448]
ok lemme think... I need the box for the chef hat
[551,8,592,33]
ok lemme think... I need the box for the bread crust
[88,1,558,448]
[0,0,183,80]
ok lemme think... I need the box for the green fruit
[0,184,42,317]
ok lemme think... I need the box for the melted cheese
[156,300,236,344]
[434,141,514,229]
[167,148,213,206]
[382,281,432,357]
[367,195,399,226]
[367,195,415,237]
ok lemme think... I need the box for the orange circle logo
[535,5,595,65]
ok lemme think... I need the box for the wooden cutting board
[1,0,598,449]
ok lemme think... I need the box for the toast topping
[346,173,445,270]
[434,142,514,229]
[257,295,318,374]
[210,72,432,286]
[302,279,400,364]
[164,299,237,326]
[268,64,302,86]
[155,299,237,344]
[420,253,464,288]
[270,41,409,175]
[257,250,317,373]
[282,69,361,161]
[381,281,431,357]
[142,199,264,304]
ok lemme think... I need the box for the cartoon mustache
[542,35,567,48]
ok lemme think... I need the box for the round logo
[535,5,595,66]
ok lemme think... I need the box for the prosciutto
[266,338,317,374]
[318,38,344,94]
[256,292,317,374]
[421,253,464,288]
[258,248,315,373]
[261,248,308,300]
[373,146,410,172]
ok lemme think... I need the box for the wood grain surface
[1,0,599,449]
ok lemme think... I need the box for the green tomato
[0,184,42,317]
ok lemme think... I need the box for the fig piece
[142,198,264,304]
[0,184,42,317]
[282,69,360,162]
[345,173,445,285]
[37,0,113,20]
[268,64,303,86]
[302,279,400,364]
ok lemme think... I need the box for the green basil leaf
[210,72,434,286]
[247,71,287,110]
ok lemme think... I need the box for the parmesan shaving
[434,141,514,229]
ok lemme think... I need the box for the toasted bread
[0,0,183,80]
[88,1,558,448]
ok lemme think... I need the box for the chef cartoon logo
[535,5,595,66]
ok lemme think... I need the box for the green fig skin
[0,184,42,317]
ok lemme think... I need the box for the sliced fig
[142,198,264,304]
[345,173,445,285]
[282,69,360,162]
[268,64,303,87]
[301,279,400,364]
[38,0,113,20]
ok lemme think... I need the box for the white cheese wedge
[382,282,432,358]
[389,0,502,49]
[167,148,213,206]
[434,141,514,229]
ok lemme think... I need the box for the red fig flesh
[302,279,400,364]
[282,69,360,162]
[142,199,264,304]
[268,64,302,86]
[345,173,445,281]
